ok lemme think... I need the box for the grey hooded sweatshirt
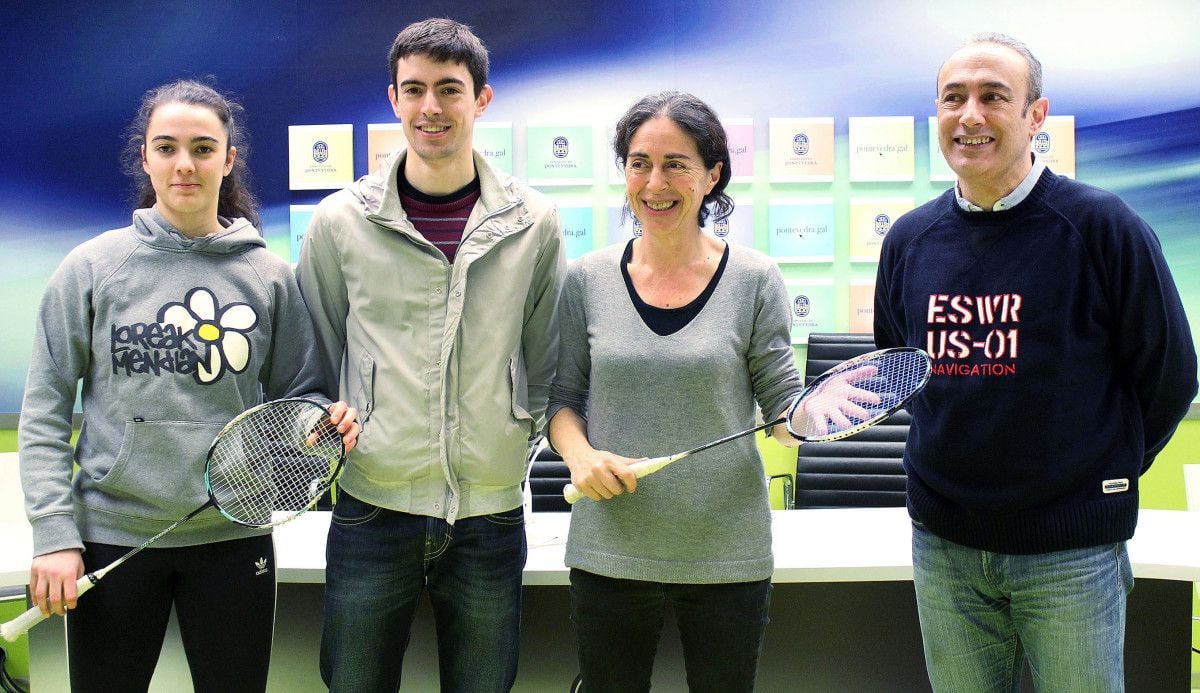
[19,208,328,556]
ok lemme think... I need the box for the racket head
[786,347,931,442]
[204,398,346,528]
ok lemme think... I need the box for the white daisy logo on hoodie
[158,287,258,384]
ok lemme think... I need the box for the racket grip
[630,455,675,477]
[0,604,45,642]
[1,574,97,642]
[562,455,677,505]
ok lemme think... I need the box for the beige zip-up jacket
[296,150,564,523]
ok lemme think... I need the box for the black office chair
[793,333,910,508]
[526,437,572,512]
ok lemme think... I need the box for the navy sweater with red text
[874,169,1196,554]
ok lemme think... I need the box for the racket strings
[789,349,930,440]
[206,400,344,527]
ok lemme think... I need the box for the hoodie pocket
[93,419,226,518]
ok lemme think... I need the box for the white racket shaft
[563,453,684,505]
[1,572,101,642]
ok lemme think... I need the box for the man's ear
[475,84,494,116]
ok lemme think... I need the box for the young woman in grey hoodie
[18,80,358,692]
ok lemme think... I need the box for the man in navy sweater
[875,32,1197,691]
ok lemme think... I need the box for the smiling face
[388,53,492,191]
[936,41,1048,208]
[141,101,235,237]
[624,116,722,236]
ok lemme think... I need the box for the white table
[274,504,1200,583]
[4,450,1199,691]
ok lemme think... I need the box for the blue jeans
[319,491,527,693]
[911,521,1133,692]
[569,568,771,693]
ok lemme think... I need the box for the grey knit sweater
[549,242,802,583]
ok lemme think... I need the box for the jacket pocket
[353,350,376,426]
[508,351,534,437]
[92,419,226,518]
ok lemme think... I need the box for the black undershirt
[397,163,481,203]
[621,239,730,336]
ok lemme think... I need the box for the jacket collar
[363,149,527,229]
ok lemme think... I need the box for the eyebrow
[149,134,221,143]
[941,80,1013,94]
[628,151,694,160]
[399,77,467,89]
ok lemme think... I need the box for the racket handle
[563,483,585,505]
[562,455,678,505]
[1,574,97,642]
[629,455,677,477]
[0,604,45,642]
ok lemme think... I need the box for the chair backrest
[794,333,910,508]
[527,439,572,512]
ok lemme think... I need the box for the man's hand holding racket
[320,400,361,453]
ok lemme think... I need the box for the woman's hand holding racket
[27,549,84,618]
[563,347,931,504]
[562,447,647,503]
[4,397,356,642]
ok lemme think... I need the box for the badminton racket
[2,397,345,641]
[564,347,931,504]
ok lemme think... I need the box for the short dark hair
[121,79,259,227]
[612,91,734,227]
[965,32,1043,113]
[388,18,489,98]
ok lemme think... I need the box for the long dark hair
[613,91,734,227]
[122,79,260,227]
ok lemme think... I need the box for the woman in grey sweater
[547,92,805,692]
[19,80,358,692]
